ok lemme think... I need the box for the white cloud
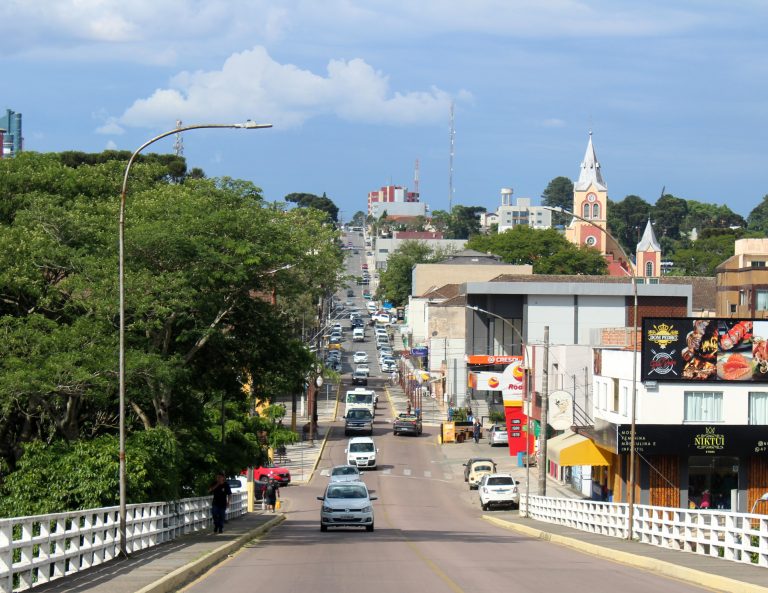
[95,117,125,135]
[119,46,465,128]
[542,118,566,128]
[105,140,118,150]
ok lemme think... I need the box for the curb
[135,514,286,593]
[306,425,332,484]
[482,515,768,593]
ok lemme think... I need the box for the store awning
[547,431,610,467]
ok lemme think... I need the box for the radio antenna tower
[414,158,420,196]
[173,120,184,157]
[448,102,455,213]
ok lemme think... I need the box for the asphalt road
[180,231,709,593]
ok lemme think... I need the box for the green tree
[285,192,339,222]
[0,152,344,509]
[376,241,439,305]
[651,194,688,239]
[541,176,574,227]
[447,205,485,239]
[747,195,768,233]
[670,233,737,276]
[466,226,607,275]
[607,195,652,256]
[350,210,367,227]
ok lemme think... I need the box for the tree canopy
[376,241,443,306]
[466,226,607,275]
[0,152,344,515]
[285,192,339,222]
[541,177,574,227]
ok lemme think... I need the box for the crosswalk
[318,466,455,481]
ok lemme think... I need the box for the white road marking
[424,470,432,478]
[383,469,392,475]
[403,468,412,476]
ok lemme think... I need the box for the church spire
[574,131,607,191]
[636,218,661,252]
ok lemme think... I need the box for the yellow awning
[547,431,610,467]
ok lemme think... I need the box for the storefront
[614,424,768,512]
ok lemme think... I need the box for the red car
[253,462,291,485]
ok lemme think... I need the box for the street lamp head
[236,121,273,129]
[543,206,565,214]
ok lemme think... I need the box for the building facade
[0,108,22,157]
[716,238,768,318]
[496,188,552,232]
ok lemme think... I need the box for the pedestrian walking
[473,418,482,444]
[406,402,411,415]
[265,478,280,512]
[208,472,231,534]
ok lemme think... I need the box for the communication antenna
[448,102,455,213]
[414,158,420,195]
[173,120,184,157]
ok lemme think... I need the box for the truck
[345,387,376,418]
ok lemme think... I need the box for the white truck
[345,387,376,418]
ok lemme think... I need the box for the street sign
[411,347,428,357]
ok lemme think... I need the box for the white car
[329,464,362,483]
[353,351,369,364]
[318,480,377,532]
[346,436,378,470]
[356,364,370,375]
[381,360,397,373]
[478,473,520,510]
[373,313,391,324]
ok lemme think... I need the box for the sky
[2,1,767,220]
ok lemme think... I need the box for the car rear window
[487,477,514,486]
[332,466,359,476]
[474,465,493,472]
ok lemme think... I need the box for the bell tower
[565,132,608,253]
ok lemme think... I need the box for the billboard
[641,317,768,383]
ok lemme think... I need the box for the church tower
[636,218,661,278]
[565,132,608,254]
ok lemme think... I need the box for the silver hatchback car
[318,480,377,532]
[488,424,509,447]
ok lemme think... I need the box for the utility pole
[538,326,549,496]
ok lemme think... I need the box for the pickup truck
[393,413,422,436]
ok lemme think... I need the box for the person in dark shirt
[208,472,231,534]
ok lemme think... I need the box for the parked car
[353,351,369,364]
[393,413,422,436]
[478,473,520,510]
[329,464,361,483]
[318,480,377,532]
[345,408,374,435]
[227,475,247,493]
[254,462,291,485]
[466,459,497,489]
[381,360,397,373]
[488,424,509,446]
[347,289,354,297]
[463,457,496,483]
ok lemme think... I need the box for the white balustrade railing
[520,495,768,567]
[0,493,245,593]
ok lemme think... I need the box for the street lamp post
[465,304,536,516]
[545,205,639,540]
[118,121,271,558]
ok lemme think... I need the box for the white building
[496,188,552,232]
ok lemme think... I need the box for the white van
[346,436,378,470]
[353,327,365,341]
[345,388,376,418]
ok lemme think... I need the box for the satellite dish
[548,390,573,431]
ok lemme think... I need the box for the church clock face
[586,193,597,203]
[585,235,597,246]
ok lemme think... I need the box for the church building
[565,133,661,279]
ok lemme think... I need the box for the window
[592,203,600,219]
[583,203,590,218]
[684,391,723,422]
[757,290,768,312]
[645,261,654,277]
[730,304,737,314]
[649,278,660,284]
[751,260,766,268]
[621,385,629,416]
[749,392,768,424]
[612,378,620,412]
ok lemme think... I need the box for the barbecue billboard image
[642,318,768,383]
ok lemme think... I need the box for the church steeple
[636,218,662,278]
[574,131,607,191]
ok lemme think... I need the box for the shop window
[749,392,768,424]
[684,391,723,422]
[688,456,738,510]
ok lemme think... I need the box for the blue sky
[2,1,767,219]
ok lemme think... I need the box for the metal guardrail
[520,495,768,567]
[0,493,245,593]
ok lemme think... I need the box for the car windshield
[348,409,372,419]
[332,466,359,476]
[327,485,368,499]
[487,477,514,486]
[350,442,374,453]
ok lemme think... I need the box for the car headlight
[322,505,333,512]
[361,505,372,513]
